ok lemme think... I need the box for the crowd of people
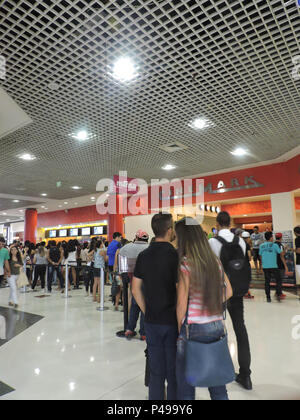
[0,213,300,400]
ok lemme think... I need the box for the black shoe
[267,298,271,303]
[236,374,252,390]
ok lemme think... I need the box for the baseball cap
[242,231,250,238]
[135,229,149,240]
[275,232,282,239]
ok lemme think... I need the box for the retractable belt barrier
[22,261,109,309]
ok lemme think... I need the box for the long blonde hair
[175,217,223,315]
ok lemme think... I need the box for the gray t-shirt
[119,241,149,273]
[35,253,48,265]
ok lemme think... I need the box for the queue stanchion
[63,263,71,299]
[44,264,48,295]
[97,267,109,311]
[116,273,130,338]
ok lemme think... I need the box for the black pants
[84,267,94,293]
[32,265,46,290]
[263,268,282,299]
[48,265,64,291]
[227,296,251,379]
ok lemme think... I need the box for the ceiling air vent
[159,142,188,153]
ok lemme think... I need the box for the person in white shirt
[209,211,252,392]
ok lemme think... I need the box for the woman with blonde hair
[175,217,233,400]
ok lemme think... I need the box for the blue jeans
[48,265,63,291]
[176,321,229,400]
[126,297,145,335]
[144,322,178,400]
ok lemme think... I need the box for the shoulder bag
[185,280,235,388]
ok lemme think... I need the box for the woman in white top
[65,240,78,290]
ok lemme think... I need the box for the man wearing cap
[118,230,149,340]
[0,237,10,287]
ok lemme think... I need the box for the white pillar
[271,192,298,284]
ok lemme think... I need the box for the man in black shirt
[275,233,287,300]
[132,213,178,400]
[294,226,300,287]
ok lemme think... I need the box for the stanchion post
[63,263,71,299]
[97,267,108,311]
[45,264,48,294]
[116,273,131,338]
[23,260,27,293]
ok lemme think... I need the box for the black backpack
[49,246,61,263]
[216,236,251,297]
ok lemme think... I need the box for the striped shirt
[181,258,223,325]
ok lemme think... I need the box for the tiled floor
[0,285,299,400]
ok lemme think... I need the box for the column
[24,208,37,244]
[108,195,124,241]
[271,192,298,283]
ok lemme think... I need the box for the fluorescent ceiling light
[64,202,68,205]
[72,186,82,190]
[112,57,138,82]
[162,164,176,171]
[19,153,36,161]
[41,193,47,196]
[12,200,20,203]
[231,148,248,156]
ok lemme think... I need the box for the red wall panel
[37,205,107,228]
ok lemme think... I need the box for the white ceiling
[0,0,300,212]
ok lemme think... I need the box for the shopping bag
[17,269,29,289]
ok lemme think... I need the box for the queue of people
[0,214,300,401]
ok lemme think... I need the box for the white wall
[11,222,24,233]
[296,211,300,226]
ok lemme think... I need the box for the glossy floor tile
[0,285,299,400]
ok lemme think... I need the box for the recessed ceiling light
[70,130,94,141]
[64,202,68,205]
[19,153,36,161]
[41,193,47,197]
[231,148,248,156]
[58,205,62,208]
[12,200,20,203]
[112,57,138,82]
[2,213,7,215]
[41,206,45,209]
[91,197,95,200]
[72,186,82,190]
[189,117,212,130]
[74,202,78,205]
[162,164,176,171]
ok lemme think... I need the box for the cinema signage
[159,176,264,200]
[205,176,264,195]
